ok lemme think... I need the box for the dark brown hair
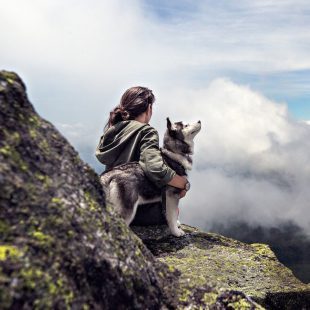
[105,86,155,130]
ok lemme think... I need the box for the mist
[170,79,310,237]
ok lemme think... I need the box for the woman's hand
[168,174,188,189]
[168,175,189,198]
[179,190,187,199]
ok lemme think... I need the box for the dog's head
[164,118,201,154]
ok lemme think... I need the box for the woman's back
[96,120,147,169]
[96,119,176,188]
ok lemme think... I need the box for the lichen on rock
[132,225,310,309]
[131,224,310,309]
[0,70,179,309]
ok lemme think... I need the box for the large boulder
[0,71,179,309]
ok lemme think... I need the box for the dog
[100,118,201,237]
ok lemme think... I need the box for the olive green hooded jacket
[95,120,176,188]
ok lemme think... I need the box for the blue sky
[226,69,310,119]
[142,0,310,120]
[1,0,309,121]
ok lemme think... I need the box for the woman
[95,86,188,204]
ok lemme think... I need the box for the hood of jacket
[95,120,148,166]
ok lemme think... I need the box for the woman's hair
[105,86,155,130]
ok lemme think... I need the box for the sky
[1,0,310,234]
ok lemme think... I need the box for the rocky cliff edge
[0,71,309,309]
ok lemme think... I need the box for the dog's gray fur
[100,118,201,237]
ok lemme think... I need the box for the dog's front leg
[165,190,185,237]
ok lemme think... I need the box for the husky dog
[100,118,201,237]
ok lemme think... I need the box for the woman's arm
[139,126,189,187]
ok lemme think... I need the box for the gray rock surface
[132,224,310,309]
[0,71,179,309]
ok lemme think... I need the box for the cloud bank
[57,78,310,236]
[1,1,310,234]
[169,79,310,235]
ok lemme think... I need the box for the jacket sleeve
[139,126,176,187]
[95,135,106,164]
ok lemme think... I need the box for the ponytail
[104,86,155,130]
[107,106,130,128]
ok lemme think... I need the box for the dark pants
[130,202,167,226]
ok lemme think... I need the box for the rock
[131,224,310,309]
[1,70,309,309]
[0,71,179,309]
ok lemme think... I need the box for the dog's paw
[171,228,186,237]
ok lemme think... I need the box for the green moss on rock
[0,70,180,309]
[0,245,22,261]
[132,224,310,309]
[30,231,54,246]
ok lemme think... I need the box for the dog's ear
[166,117,172,130]
[166,117,177,138]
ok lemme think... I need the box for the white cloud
[1,0,310,88]
[170,80,310,235]
[1,1,310,233]
[55,79,310,235]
